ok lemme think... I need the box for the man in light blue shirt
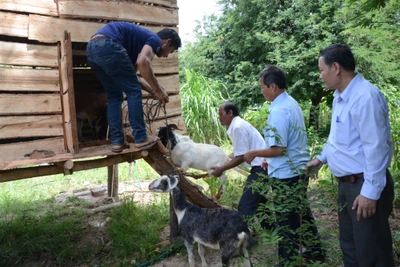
[245,65,324,265]
[307,44,394,267]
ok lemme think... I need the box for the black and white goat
[149,175,254,267]
[157,124,230,198]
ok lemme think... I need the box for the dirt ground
[52,182,400,267]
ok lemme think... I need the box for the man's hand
[305,158,323,179]
[244,151,255,164]
[352,194,377,221]
[153,87,169,105]
[211,166,224,177]
[261,159,268,170]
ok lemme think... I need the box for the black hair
[157,28,182,50]
[258,65,287,89]
[222,101,239,117]
[319,44,355,72]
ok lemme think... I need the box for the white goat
[157,124,230,198]
[149,175,254,267]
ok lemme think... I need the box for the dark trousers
[271,175,323,262]
[238,166,272,229]
[338,170,394,267]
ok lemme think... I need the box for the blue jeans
[86,37,147,145]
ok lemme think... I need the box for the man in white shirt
[307,44,394,267]
[211,102,272,229]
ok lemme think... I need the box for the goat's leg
[197,243,208,267]
[184,240,196,267]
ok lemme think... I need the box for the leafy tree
[179,0,400,133]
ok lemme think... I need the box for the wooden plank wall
[0,0,183,167]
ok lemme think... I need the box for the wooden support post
[55,160,74,175]
[59,30,79,153]
[107,164,118,199]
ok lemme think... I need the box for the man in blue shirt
[86,22,181,152]
[307,44,394,267]
[244,65,324,265]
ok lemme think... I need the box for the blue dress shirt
[264,92,310,178]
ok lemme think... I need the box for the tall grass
[180,69,229,145]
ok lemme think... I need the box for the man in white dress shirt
[212,102,272,229]
[307,44,394,267]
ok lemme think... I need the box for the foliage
[180,69,229,145]
[106,196,170,264]
[0,205,87,266]
[179,0,400,137]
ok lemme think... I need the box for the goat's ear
[168,124,182,131]
[169,175,179,189]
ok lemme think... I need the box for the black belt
[335,173,363,183]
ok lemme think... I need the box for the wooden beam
[28,14,178,43]
[0,11,29,38]
[58,0,178,26]
[0,68,60,92]
[0,93,61,115]
[1,143,145,170]
[0,41,58,67]
[0,115,63,139]
[0,152,143,183]
[144,148,219,208]
[0,0,58,16]
[59,31,79,153]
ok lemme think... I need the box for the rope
[136,243,185,267]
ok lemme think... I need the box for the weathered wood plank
[58,1,178,26]
[136,0,178,8]
[0,11,29,38]
[0,68,59,92]
[141,74,180,96]
[73,71,179,95]
[0,137,65,163]
[60,31,78,153]
[0,41,58,67]
[0,115,63,139]
[29,14,178,43]
[0,94,62,115]
[0,0,58,16]
[0,151,144,182]
[150,54,179,74]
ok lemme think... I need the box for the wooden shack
[0,0,184,173]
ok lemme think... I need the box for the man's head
[156,28,181,57]
[218,102,239,127]
[258,65,286,102]
[318,44,356,91]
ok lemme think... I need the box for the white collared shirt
[317,73,393,200]
[227,116,266,167]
